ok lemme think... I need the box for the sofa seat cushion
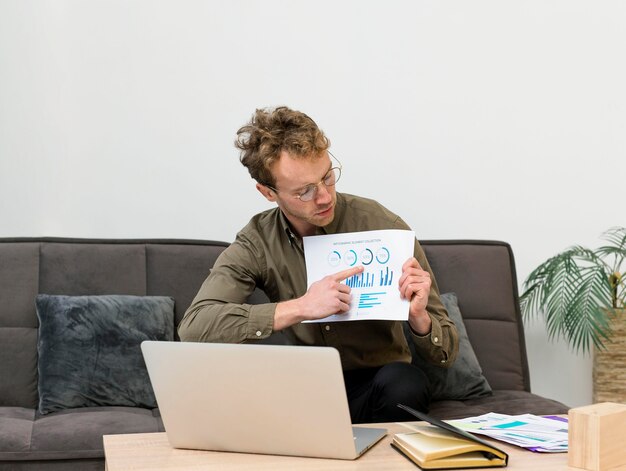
[0,406,163,461]
[428,390,570,420]
[0,407,35,455]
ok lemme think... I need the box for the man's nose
[314,183,332,204]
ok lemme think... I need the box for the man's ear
[256,183,277,202]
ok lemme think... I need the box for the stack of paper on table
[447,413,568,453]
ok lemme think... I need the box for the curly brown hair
[235,106,330,186]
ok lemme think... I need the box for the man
[178,106,458,423]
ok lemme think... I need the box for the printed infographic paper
[303,229,415,322]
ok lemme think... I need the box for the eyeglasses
[264,152,342,202]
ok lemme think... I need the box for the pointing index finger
[332,265,364,282]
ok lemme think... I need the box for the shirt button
[325,325,331,331]
[255,331,262,337]
[433,336,439,343]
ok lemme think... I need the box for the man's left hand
[398,257,433,335]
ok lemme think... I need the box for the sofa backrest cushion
[0,239,228,408]
[0,242,40,408]
[421,240,530,392]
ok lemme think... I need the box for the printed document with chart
[303,229,415,322]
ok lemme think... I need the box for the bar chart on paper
[303,229,415,322]
[345,267,394,288]
[358,292,385,309]
[345,272,375,288]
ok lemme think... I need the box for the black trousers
[344,362,431,424]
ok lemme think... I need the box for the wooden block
[568,402,626,471]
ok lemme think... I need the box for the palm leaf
[521,259,551,318]
[542,255,582,341]
[563,265,613,353]
[521,248,584,325]
[597,227,626,270]
[521,254,569,320]
[601,227,626,248]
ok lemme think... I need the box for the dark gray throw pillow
[35,294,175,415]
[407,292,492,400]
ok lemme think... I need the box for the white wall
[1,0,624,408]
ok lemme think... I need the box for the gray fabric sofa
[0,238,568,470]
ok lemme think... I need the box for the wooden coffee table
[102,421,624,470]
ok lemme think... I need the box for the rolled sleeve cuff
[409,312,449,365]
[245,303,277,340]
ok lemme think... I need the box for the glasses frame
[263,151,342,202]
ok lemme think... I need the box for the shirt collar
[277,192,346,242]
[278,210,298,247]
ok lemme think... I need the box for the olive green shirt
[178,193,459,370]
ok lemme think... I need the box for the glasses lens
[299,167,342,202]
[326,167,341,186]
[299,185,316,202]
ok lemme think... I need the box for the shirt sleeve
[395,219,460,368]
[177,233,276,343]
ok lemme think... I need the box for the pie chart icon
[376,247,390,264]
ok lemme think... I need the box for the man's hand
[274,265,364,330]
[398,257,432,335]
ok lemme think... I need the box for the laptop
[141,341,387,460]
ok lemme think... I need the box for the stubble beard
[282,195,337,232]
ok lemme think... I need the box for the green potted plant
[520,227,626,402]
